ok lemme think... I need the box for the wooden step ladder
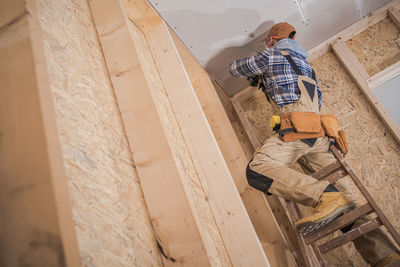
[285,145,400,267]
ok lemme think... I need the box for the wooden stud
[89,1,213,265]
[0,0,80,266]
[121,1,271,265]
[388,8,400,29]
[367,61,400,90]
[331,39,400,144]
[308,0,400,62]
[171,32,248,194]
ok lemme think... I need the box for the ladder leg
[330,146,400,247]
[286,200,323,267]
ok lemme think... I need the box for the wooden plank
[388,7,400,28]
[368,61,400,90]
[331,39,400,144]
[318,218,382,253]
[171,32,248,194]
[308,0,400,62]
[0,1,80,265]
[303,203,374,244]
[122,1,270,265]
[0,0,25,28]
[331,146,400,247]
[89,1,214,265]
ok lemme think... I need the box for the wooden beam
[308,0,400,62]
[331,39,400,144]
[368,61,400,90]
[388,7,400,28]
[89,0,215,265]
[122,1,271,266]
[171,33,248,194]
[0,0,80,266]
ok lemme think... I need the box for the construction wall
[35,0,162,265]
[232,16,400,267]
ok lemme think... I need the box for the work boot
[373,253,400,267]
[295,192,356,233]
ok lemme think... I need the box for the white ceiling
[149,0,391,96]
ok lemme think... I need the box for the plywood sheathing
[35,0,162,265]
[346,17,400,76]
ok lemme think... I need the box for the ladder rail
[330,146,400,247]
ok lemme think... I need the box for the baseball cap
[261,22,296,42]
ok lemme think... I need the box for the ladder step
[303,203,374,244]
[318,217,382,253]
[312,161,343,180]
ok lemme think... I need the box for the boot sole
[296,202,356,234]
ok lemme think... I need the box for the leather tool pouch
[279,113,325,142]
[320,114,339,138]
[334,130,349,155]
[290,112,321,133]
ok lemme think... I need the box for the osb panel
[127,21,231,266]
[241,52,400,266]
[346,17,400,76]
[36,0,162,266]
[241,91,276,142]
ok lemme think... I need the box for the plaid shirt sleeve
[229,51,270,78]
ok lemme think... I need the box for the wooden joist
[308,0,400,62]
[123,1,270,265]
[90,0,271,265]
[331,39,400,144]
[0,0,80,266]
[388,7,400,28]
[89,0,214,265]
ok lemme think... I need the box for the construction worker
[229,22,399,267]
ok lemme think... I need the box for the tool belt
[278,112,349,155]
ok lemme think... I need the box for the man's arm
[229,52,269,78]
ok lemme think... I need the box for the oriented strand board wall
[36,0,162,265]
[238,23,400,267]
[346,17,400,76]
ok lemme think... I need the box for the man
[229,22,399,266]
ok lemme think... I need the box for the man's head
[262,22,296,48]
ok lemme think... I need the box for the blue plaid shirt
[229,39,322,109]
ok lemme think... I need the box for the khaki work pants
[248,134,398,265]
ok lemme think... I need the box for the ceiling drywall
[149,0,391,96]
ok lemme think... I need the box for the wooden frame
[90,0,270,265]
[1,0,80,266]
